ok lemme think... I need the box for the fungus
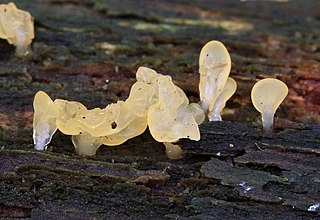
[33,91,58,150]
[163,142,182,160]
[125,81,156,117]
[54,99,87,135]
[32,67,205,156]
[208,77,237,121]
[251,78,288,137]
[72,131,102,156]
[148,75,204,142]
[136,66,160,84]
[100,116,147,146]
[199,40,231,114]
[0,3,34,57]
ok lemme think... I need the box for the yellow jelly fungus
[147,75,203,142]
[208,77,237,121]
[0,2,34,57]
[33,91,58,150]
[33,67,205,156]
[100,116,147,146]
[136,66,160,84]
[199,40,231,115]
[251,78,288,137]
[54,99,87,135]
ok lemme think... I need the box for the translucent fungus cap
[251,78,288,115]
[0,3,34,56]
[199,40,231,113]
[136,66,160,84]
[101,116,147,146]
[148,76,201,142]
[125,81,156,117]
[33,91,58,150]
[54,99,87,135]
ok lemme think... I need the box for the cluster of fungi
[0,3,289,157]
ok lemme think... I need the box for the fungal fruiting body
[33,67,204,156]
[199,40,231,116]
[251,78,288,137]
[33,91,58,151]
[0,3,34,57]
[148,75,204,142]
[208,77,237,121]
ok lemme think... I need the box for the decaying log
[0,122,319,218]
[0,0,319,218]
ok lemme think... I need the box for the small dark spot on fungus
[4,8,7,12]
[79,132,82,134]
[82,116,86,119]
[111,121,117,129]
[138,87,142,90]
[206,54,209,57]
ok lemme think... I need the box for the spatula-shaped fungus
[0,2,34,57]
[33,91,58,150]
[251,78,288,137]
[199,40,231,114]
[208,77,237,121]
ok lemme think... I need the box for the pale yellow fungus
[72,131,102,156]
[136,66,160,84]
[148,75,203,142]
[0,2,34,57]
[163,142,183,160]
[199,40,231,115]
[33,91,58,150]
[208,77,237,121]
[100,116,147,146]
[125,82,156,117]
[54,99,87,135]
[32,67,204,156]
[251,78,288,137]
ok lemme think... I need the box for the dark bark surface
[0,0,319,219]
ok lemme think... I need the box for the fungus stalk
[261,107,274,137]
[72,132,102,156]
[15,29,31,57]
[163,142,182,160]
[208,77,237,121]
